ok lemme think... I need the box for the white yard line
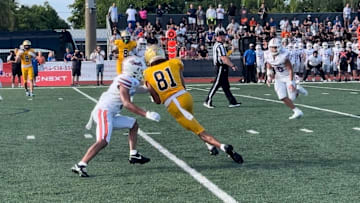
[353,127,360,131]
[191,87,360,119]
[321,92,329,95]
[350,92,358,95]
[72,87,238,203]
[26,135,35,140]
[122,132,161,135]
[300,129,313,133]
[246,130,259,134]
[84,133,93,139]
[302,85,360,92]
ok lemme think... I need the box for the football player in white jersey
[304,42,314,81]
[289,43,301,77]
[255,44,265,83]
[135,37,147,58]
[332,41,342,81]
[71,56,161,177]
[297,42,306,78]
[265,38,308,119]
[319,42,333,81]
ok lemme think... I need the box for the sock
[220,144,226,152]
[205,143,214,150]
[292,107,300,113]
[130,149,137,156]
[78,161,87,166]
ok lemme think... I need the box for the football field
[0,82,360,202]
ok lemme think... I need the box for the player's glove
[146,111,160,122]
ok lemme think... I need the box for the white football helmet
[122,56,147,81]
[287,43,294,50]
[313,43,320,51]
[269,38,281,56]
[346,42,352,48]
[281,38,288,47]
[137,37,147,50]
[298,42,304,49]
[306,42,312,50]
[335,41,341,48]
[294,43,299,50]
[255,44,262,51]
[322,42,328,49]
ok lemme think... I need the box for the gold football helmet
[144,45,166,66]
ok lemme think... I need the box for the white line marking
[300,129,313,133]
[264,94,271,96]
[350,92,358,94]
[58,97,63,100]
[303,85,360,92]
[72,87,238,203]
[191,87,360,119]
[230,87,240,90]
[28,98,33,101]
[26,135,35,140]
[321,92,329,95]
[246,130,259,134]
[353,127,360,131]
[84,134,93,138]
[138,130,237,203]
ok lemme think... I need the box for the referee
[203,31,241,108]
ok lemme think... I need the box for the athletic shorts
[340,62,348,71]
[12,65,22,76]
[274,78,297,101]
[72,65,81,76]
[256,64,265,73]
[322,64,331,73]
[93,108,136,143]
[22,67,34,81]
[166,92,205,135]
[96,64,104,74]
[188,17,196,24]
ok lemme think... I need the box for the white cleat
[0,95,3,101]
[289,110,303,120]
[11,83,15,88]
[25,91,30,96]
[297,85,308,96]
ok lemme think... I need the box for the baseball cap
[216,31,226,36]
[249,43,254,47]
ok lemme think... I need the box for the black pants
[303,64,326,81]
[244,64,257,83]
[205,65,238,105]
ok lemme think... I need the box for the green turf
[0,83,359,202]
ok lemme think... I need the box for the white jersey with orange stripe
[96,74,140,113]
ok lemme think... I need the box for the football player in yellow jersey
[114,30,137,74]
[143,45,244,164]
[16,40,36,97]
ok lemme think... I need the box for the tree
[15,2,69,31]
[0,0,17,31]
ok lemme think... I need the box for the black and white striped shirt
[213,42,227,66]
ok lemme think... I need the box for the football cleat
[289,110,303,120]
[203,102,215,109]
[71,164,89,177]
[228,102,242,108]
[129,153,150,164]
[209,147,219,156]
[224,144,244,164]
[296,85,308,96]
[29,92,35,97]
[25,91,30,96]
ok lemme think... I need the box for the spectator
[126,23,134,35]
[7,50,22,88]
[125,4,137,29]
[156,4,164,24]
[187,47,198,60]
[206,4,217,30]
[187,4,197,31]
[226,18,239,33]
[243,43,256,83]
[179,46,187,59]
[249,17,257,28]
[154,20,163,35]
[269,17,277,31]
[304,50,326,82]
[215,24,226,35]
[198,44,209,59]
[147,32,158,45]
[216,4,225,27]
[227,3,237,23]
[90,46,105,86]
[71,49,83,86]
[166,18,176,30]
[47,51,56,62]
[31,57,38,87]
[36,52,45,71]
[343,3,352,30]
[138,7,147,27]
[257,3,268,25]
[64,48,72,62]
[108,3,118,29]
[358,2,360,20]
[144,21,154,34]
[196,5,205,28]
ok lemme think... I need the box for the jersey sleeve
[114,39,121,47]
[170,58,184,70]
[117,75,139,89]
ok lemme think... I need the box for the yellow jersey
[114,39,137,60]
[144,58,185,104]
[18,49,36,68]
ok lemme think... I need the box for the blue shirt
[244,49,256,65]
[32,58,38,73]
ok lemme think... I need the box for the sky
[18,0,74,24]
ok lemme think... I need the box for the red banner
[35,71,72,86]
[0,63,13,84]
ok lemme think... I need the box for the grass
[0,82,359,202]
